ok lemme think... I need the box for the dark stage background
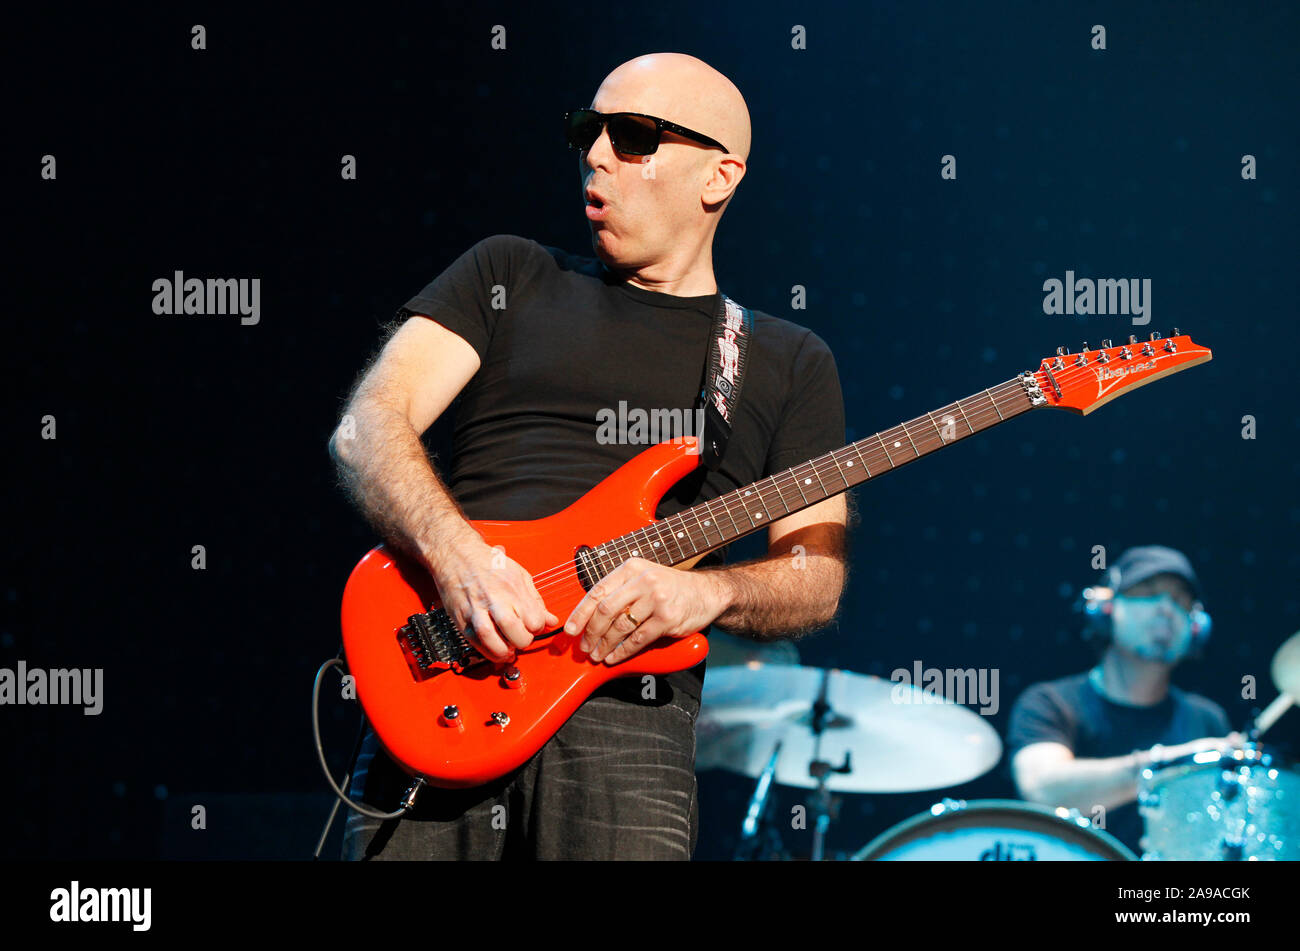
[5,2,1297,860]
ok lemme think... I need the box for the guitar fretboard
[583,376,1037,575]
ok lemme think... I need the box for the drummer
[1006,546,1241,855]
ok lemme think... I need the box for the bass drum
[852,799,1136,861]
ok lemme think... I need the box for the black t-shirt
[1005,672,1231,855]
[397,234,846,701]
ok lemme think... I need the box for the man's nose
[1156,596,1183,618]
[583,125,616,168]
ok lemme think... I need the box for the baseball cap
[1107,545,1201,599]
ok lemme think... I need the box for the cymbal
[697,663,1002,793]
[1272,630,1300,699]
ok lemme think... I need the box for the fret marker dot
[704,520,711,526]
[754,511,764,519]
[804,478,812,485]
[745,490,752,496]
[846,461,854,467]
[894,441,901,448]
[653,541,660,548]
[631,551,639,557]
[677,532,684,538]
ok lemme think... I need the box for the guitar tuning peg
[1149,332,1161,340]
[1101,338,1113,349]
[1172,327,1181,336]
[1128,334,1138,344]
[1056,346,1069,356]
[1080,341,1089,352]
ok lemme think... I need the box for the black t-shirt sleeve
[396,234,534,362]
[763,329,846,474]
[1006,683,1077,758]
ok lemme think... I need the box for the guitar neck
[586,374,1040,573]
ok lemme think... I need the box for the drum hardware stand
[734,741,788,861]
[808,758,850,861]
[808,668,852,861]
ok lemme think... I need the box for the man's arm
[1013,742,1150,813]
[706,495,847,635]
[1013,734,1244,814]
[330,317,556,661]
[570,495,848,665]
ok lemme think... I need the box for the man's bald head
[579,53,751,291]
[594,53,751,161]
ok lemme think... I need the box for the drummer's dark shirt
[1006,672,1231,855]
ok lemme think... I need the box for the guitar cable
[312,654,421,855]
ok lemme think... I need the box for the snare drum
[852,799,1136,861]
[1138,746,1300,860]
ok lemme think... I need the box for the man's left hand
[563,557,730,665]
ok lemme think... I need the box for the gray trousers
[341,683,700,860]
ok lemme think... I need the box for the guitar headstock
[1029,331,1212,415]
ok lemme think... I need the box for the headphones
[1079,563,1212,658]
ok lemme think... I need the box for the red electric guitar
[341,332,1211,787]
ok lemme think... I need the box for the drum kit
[698,630,1300,860]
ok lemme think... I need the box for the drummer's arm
[1012,742,1147,813]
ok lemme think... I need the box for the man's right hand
[429,535,559,663]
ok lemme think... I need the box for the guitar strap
[698,292,754,470]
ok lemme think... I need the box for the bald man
[332,53,848,860]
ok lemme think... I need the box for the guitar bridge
[399,609,486,677]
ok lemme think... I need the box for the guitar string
[445,345,1189,620]
[574,341,1188,581]
[502,376,1037,601]
[517,360,1103,598]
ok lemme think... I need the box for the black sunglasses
[564,108,729,156]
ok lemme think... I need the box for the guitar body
[340,438,710,788]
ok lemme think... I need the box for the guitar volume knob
[501,666,523,689]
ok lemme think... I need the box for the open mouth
[584,192,610,222]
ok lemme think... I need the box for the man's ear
[702,155,746,207]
